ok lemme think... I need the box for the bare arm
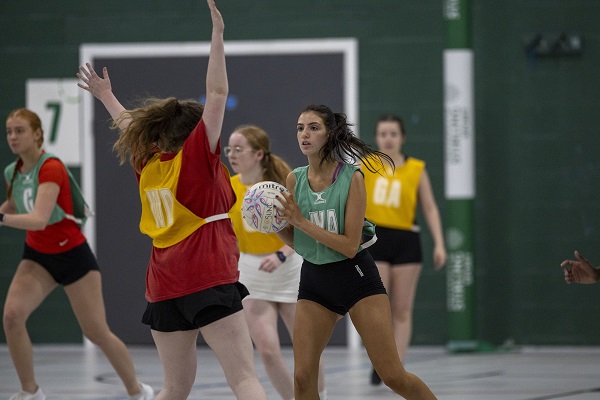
[418,169,446,270]
[77,63,130,130]
[202,0,228,153]
[0,199,16,214]
[279,171,366,259]
[561,251,600,284]
[0,182,60,231]
[258,244,296,273]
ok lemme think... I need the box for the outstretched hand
[208,0,224,33]
[561,251,600,284]
[77,63,112,101]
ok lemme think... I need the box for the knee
[294,367,314,394]
[3,304,28,332]
[81,325,112,346]
[391,308,411,323]
[256,342,281,365]
[381,370,412,394]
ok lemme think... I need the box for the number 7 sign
[26,78,81,166]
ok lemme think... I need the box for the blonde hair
[233,125,291,186]
[112,97,204,173]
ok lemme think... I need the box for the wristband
[275,251,286,263]
[0,213,4,223]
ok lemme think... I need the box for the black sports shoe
[370,368,382,385]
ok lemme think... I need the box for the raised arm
[202,0,228,153]
[77,63,130,130]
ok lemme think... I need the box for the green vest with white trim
[293,163,375,264]
[4,153,93,228]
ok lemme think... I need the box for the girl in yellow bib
[361,114,446,385]
[226,125,326,400]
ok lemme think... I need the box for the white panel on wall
[26,78,81,166]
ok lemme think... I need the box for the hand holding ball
[242,181,289,233]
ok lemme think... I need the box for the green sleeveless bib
[294,163,376,264]
[4,153,93,228]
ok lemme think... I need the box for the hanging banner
[443,0,477,351]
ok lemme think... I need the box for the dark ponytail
[301,104,394,172]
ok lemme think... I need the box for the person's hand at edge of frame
[561,250,600,284]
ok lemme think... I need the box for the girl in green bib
[275,104,438,400]
[1,108,153,400]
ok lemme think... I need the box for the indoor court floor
[1,344,599,399]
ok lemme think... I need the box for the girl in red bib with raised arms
[1,108,153,400]
[77,1,267,399]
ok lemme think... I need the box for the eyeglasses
[224,145,251,156]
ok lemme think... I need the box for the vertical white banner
[444,49,475,199]
[26,79,81,166]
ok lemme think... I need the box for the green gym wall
[1,1,599,346]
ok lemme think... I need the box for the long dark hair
[300,104,394,172]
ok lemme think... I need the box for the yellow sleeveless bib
[362,157,424,231]
[139,152,228,248]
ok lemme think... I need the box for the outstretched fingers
[76,63,111,98]
[77,63,94,87]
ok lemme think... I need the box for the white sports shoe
[9,387,46,400]
[129,382,155,400]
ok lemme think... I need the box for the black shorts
[298,249,387,316]
[367,226,422,265]
[142,282,250,332]
[22,242,100,286]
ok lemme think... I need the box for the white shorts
[238,252,301,303]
